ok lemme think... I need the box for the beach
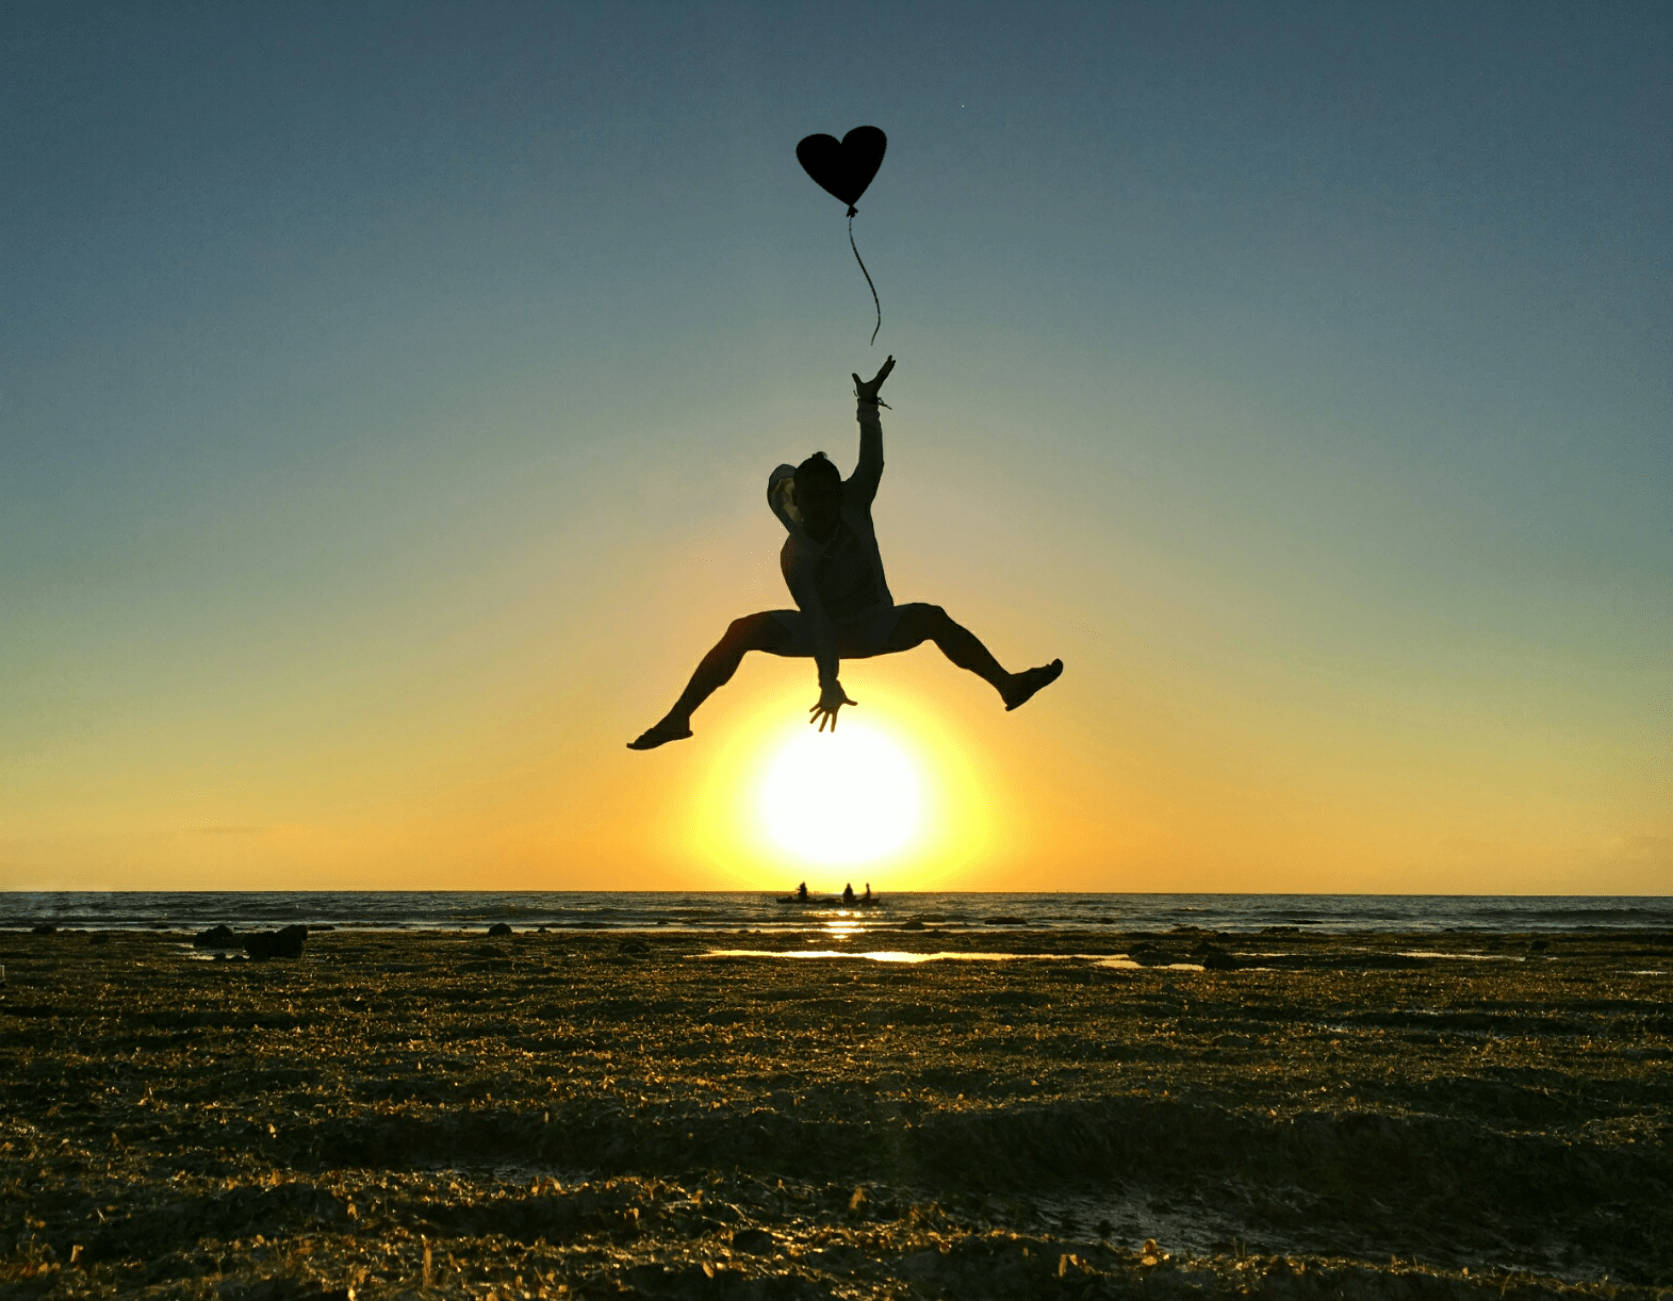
[2,924,1668,1298]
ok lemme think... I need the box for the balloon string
[848,211,882,346]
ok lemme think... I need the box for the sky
[3,1,1669,895]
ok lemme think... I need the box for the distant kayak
[775,894,882,907]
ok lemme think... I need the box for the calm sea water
[2,891,1668,935]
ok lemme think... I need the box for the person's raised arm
[847,355,894,506]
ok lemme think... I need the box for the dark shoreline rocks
[192,923,308,960]
[193,924,239,950]
[244,925,308,961]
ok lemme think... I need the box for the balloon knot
[846,205,858,218]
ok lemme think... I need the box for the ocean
[3,890,1668,935]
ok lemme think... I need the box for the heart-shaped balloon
[796,125,887,212]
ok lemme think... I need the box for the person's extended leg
[628,613,793,749]
[884,603,1062,710]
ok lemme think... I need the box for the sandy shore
[1,924,1668,1298]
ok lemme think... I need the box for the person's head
[793,452,842,537]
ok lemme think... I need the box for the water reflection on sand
[702,948,1077,963]
[699,949,1209,971]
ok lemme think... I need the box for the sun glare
[755,718,924,866]
[687,676,1005,889]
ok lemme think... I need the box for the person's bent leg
[886,603,1062,710]
[887,603,1007,689]
[628,613,792,749]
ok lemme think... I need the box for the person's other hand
[809,682,857,732]
[852,355,895,402]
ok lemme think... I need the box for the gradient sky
[4,1,1669,894]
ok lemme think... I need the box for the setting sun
[756,718,924,865]
[683,672,1009,889]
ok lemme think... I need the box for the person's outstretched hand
[809,681,857,732]
[853,355,895,402]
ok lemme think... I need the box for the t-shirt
[766,403,892,620]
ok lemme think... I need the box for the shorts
[766,603,907,660]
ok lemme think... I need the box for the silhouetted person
[843,882,856,905]
[863,883,872,903]
[797,881,809,902]
[629,357,1061,749]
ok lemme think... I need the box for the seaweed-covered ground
[1,926,1669,1298]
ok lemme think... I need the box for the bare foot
[627,719,693,750]
[1003,659,1063,711]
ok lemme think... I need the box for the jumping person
[628,357,1061,749]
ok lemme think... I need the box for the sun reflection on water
[818,912,867,943]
